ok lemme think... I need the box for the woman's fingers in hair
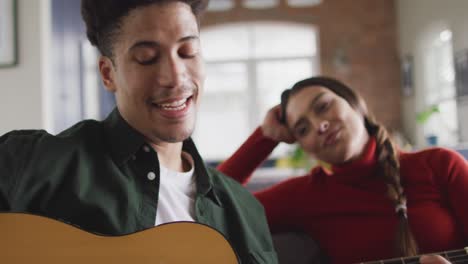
[420,255,451,264]
[261,105,295,144]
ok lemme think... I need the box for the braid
[365,117,418,257]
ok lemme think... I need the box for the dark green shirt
[0,109,277,264]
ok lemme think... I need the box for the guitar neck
[360,247,468,264]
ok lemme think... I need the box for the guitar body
[0,213,239,264]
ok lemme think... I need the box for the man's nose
[157,54,184,88]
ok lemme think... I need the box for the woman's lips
[323,128,341,147]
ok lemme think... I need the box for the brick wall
[202,0,401,130]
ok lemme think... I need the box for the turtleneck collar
[327,137,378,183]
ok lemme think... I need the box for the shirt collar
[102,108,146,166]
[182,136,222,205]
[102,108,222,205]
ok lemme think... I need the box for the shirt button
[143,146,151,153]
[147,172,156,181]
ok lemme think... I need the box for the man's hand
[420,255,451,264]
[261,105,295,144]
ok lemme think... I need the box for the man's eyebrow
[129,35,199,51]
[178,35,199,43]
[291,92,326,131]
[129,41,159,51]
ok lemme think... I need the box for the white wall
[397,0,468,146]
[0,0,49,135]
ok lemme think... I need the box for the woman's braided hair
[280,76,418,257]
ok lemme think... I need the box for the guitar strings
[445,258,468,263]
[360,249,468,264]
[442,249,468,264]
[449,254,468,264]
[379,255,468,264]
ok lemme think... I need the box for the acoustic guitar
[0,212,239,264]
[359,248,468,264]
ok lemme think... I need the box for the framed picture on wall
[0,0,18,67]
[401,55,414,96]
[455,49,468,97]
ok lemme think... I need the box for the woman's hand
[261,105,296,144]
[420,255,451,264]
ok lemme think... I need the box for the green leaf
[416,105,440,124]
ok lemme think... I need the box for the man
[0,1,277,263]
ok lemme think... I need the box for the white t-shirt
[155,152,197,226]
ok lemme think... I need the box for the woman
[217,77,467,264]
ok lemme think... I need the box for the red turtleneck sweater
[217,128,468,264]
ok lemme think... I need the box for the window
[206,0,323,12]
[207,0,234,12]
[423,29,459,146]
[287,0,322,7]
[243,0,279,9]
[194,22,319,161]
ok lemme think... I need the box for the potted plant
[416,104,440,146]
[276,145,331,173]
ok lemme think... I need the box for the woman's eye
[295,125,309,137]
[316,101,330,113]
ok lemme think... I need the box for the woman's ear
[99,56,117,93]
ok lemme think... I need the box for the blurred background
[0,0,467,188]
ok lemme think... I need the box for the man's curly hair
[81,0,208,58]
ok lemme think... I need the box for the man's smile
[150,95,194,119]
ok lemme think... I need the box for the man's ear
[99,56,117,93]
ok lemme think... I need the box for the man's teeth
[158,98,188,110]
